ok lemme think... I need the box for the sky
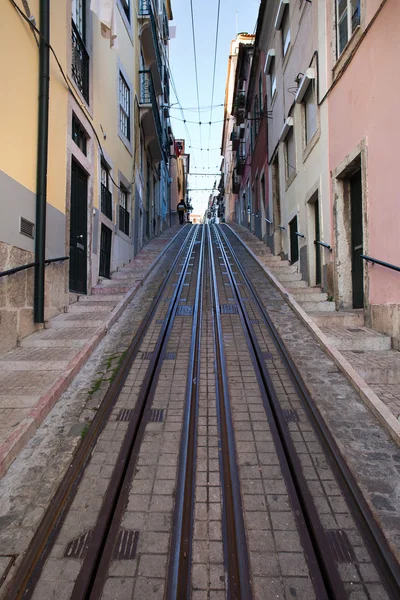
[168,0,261,215]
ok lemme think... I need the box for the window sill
[100,213,114,228]
[282,42,293,74]
[270,89,278,110]
[333,25,362,80]
[118,131,133,155]
[302,128,320,164]
[117,228,132,242]
[68,75,93,118]
[285,168,297,190]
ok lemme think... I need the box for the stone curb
[0,226,185,479]
[227,225,400,446]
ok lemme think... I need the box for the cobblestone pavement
[0,224,399,599]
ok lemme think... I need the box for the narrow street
[1,225,399,600]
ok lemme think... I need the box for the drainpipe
[34,0,50,323]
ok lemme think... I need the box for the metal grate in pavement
[156,319,164,324]
[141,351,153,360]
[116,409,133,422]
[263,351,273,360]
[176,305,193,316]
[326,530,356,562]
[283,409,299,423]
[165,352,176,360]
[64,530,92,559]
[220,304,238,314]
[113,530,139,560]
[250,319,259,325]
[150,409,164,423]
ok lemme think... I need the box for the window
[304,84,317,145]
[337,0,360,56]
[270,60,277,98]
[120,0,130,22]
[72,0,85,41]
[285,128,295,179]
[282,7,290,57]
[119,186,130,235]
[119,72,131,141]
[72,114,87,155]
[101,163,113,220]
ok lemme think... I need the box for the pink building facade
[327,0,400,343]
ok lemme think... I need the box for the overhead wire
[189,0,203,167]
[207,0,221,167]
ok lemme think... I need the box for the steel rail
[213,224,337,599]
[4,225,195,600]
[72,225,203,599]
[207,224,253,600]
[166,225,205,599]
[219,224,400,599]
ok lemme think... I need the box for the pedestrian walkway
[229,223,400,444]
[0,226,185,478]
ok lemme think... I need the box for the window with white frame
[337,0,360,56]
[270,59,277,98]
[282,6,290,57]
[304,84,317,145]
[285,128,295,179]
[119,72,131,141]
[72,0,85,40]
[119,0,130,22]
[119,185,130,236]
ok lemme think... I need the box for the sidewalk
[0,226,185,478]
[228,223,400,446]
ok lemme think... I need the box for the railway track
[2,223,399,600]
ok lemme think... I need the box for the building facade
[0,0,176,352]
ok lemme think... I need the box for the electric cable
[207,0,221,165]
[189,0,203,166]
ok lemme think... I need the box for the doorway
[272,156,282,254]
[289,216,299,264]
[308,194,321,286]
[350,169,363,308]
[69,159,88,294]
[99,224,112,279]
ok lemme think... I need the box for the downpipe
[34,0,50,323]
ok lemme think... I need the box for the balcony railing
[119,205,130,236]
[101,184,113,220]
[232,171,240,194]
[139,70,163,153]
[236,142,246,175]
[233,90,246,124]
[139,0,163,79]
[71,21,89,103]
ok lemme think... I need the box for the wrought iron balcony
[139,70,164,162]
[232,170,240,194]
[236,142,247,175]
[233,90,246,124]
[119,205,130,236]
[71,21,89,103]
[101,184,113,220]
[139,0,163,88]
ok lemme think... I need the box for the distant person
[177,200,186,224]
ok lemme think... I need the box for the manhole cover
[176,305,193,316]
[283,409,299,423]
[151,409,164,423]
[65,531,92,559]
[220,304,238,314]
[116,409,133,422]
[326,530,356,562]
[113,530,139,560]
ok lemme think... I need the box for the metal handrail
[0,256,69,278]
[295,232,305,238]
[361,255,400,273]
[315,240,332,251]
[264,218,273,225]
[278,225,286,230]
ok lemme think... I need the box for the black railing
[278,225,286,230]
[101,184,113,220]
[232,171,240,194]
[264,218,273,225]
[315,240,332,251]
[119,205,130,236]
[139,70,163,153]
[71,21,89,103]
[236,142,246,175]
[233,90,246,124]
[295,232,305,239]
[139,0,163,78]
[361,255,400,273]
[0,257,69,279]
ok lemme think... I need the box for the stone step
[78,294,123,302]
[92,285,132,295]
[263,257,288,265]
[45,313,105,329]
[269,264,298,274]
[321,326,392,352]
[309,310,365,328]
[343,350,400,384]
[283,280,308,289]
[291,292,328,302]
[0,360,70,371]
[287,286,323,295]
[276,272,303,282]
[20,337,89,348]
[299,301,336,312]
[69,302,117,313]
